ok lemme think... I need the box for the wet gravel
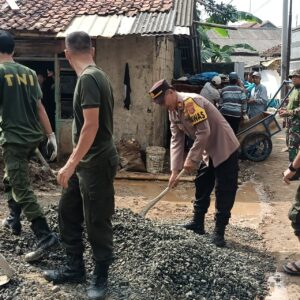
[0,205,275,300]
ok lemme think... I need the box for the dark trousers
[223,115,241,134]
[289,185,300,236]
[194,151,239,227]
[59,156,118,264]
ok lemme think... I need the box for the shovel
[35,149,57,178]
[0,254,15,286]
[139,169,185,217]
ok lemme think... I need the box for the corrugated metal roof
[174,0,194,27]
[207,28,282,53]
[130,11,175,35]
[57,0,193,38]
[57,15,135,38]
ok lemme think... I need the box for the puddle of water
[266,272,289,300]
[231,181,261,216]
[115,180,261,218]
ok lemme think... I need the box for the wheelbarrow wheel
[241,132,272,162]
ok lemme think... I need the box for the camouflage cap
[148,79,172,104]
[289,69,300,78]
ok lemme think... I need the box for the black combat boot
[43,253,86,284]
[212,225,226,248]
[25,217,59,263]
[180,212,205,235]
[2,199,22,235]
[87,263,109,300]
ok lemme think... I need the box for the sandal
[283,262,300,276]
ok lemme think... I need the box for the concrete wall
[291,29,300,71]
[96,35,174,149]
[58,35,174,156]
[58,119,73,157]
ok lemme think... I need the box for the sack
[117,138,146,172]
[188,72,219,86]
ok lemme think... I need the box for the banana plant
[197,1,262,63]
[201,42,257,63]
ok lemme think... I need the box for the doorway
[16,60,56,132]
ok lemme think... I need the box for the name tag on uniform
[184,97,208,126]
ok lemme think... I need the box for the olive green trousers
[2,143,44,221]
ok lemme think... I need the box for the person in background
[219,72,248,134]
[38,70,56,132]
[0,30,58,262]
[247,72,268,118]
[200,75,221,106]
[279,70,300,178]
[244,71,255,97]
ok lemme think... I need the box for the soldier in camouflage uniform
[281,70,300,276]
[282,115,300,274]
[280,70,300,163]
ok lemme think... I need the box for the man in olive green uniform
[43,32,118,300]
[0,30,58,262]
[280,70,300,164]
[282,138,300,275]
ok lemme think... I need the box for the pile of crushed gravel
[0,206,274,300]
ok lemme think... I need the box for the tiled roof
[55,0,193,38]
[0,0,173,33]
[261,44,281,58]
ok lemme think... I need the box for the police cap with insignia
[148,79,172,104]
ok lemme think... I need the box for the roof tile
[0,0,173,33]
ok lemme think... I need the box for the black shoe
[25,217,59,263]
[212,232,226,247]
[87,263,109,300]
[43,254,86,284]
[180,213,205,235]
[212,226,226,248]
[2,199,22,235]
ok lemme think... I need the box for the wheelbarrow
[237,81,294,162]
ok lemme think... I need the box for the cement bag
[117,138,146,172]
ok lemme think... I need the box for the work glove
[47,132,58,162]
[242,113,250,122]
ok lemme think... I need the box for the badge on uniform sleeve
[184,97,208,125]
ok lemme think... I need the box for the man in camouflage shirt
[280,70,300,164]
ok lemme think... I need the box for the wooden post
[54,54,61,160]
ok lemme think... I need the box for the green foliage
[197,1,261,63]
[201,41,257,63]
[204,0,238,24]
[212,27,229,38]
[236,11,262,23]
[201,1,263,25]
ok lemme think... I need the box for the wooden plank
[14,39,64,56]
[116,171,195,182]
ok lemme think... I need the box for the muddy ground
[0,128,299,299]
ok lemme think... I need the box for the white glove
[47,132,58,162]
[242,114,250,122]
